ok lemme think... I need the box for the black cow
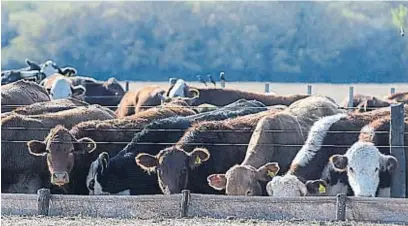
[86,99,271,195]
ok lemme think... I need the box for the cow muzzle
[51,171,70,186]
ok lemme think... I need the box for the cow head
[207,163,280,196]
[135,147,210,194]
[355,97,391,112]
[86,152,110,195]
[49,77,86,100]
[266,174,328,197]
[27,125,96,186]
[330,142,397,197]
[40,60,61,77]
[103,77,125,97]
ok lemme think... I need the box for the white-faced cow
[86,99,271,195]
[206,95,343,196]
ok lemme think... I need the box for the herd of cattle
[2,60,408,199]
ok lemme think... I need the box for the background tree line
[2,1,408,83]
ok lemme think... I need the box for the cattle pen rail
[2,189,408,224]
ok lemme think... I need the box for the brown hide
[1,80,50,112]
[116,85,166,117]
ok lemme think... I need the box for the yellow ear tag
[267,170,276,177]
[195,156,201,165]
[319,184,326,194]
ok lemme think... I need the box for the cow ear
[135,153,158,172]
[256,162,280,182]
[71,85,86,96]
[98,152,109,173]
[330,155,348,172]
[25,59,41,70]
[381,155,398,173]
[189,148,210,168]
[305,179,328,195]
[27,140,47,156]
[107,77,118,84]
[207,174,227,191]
[75,137,96,154]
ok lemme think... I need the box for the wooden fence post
[169,78,177,86]
[125,81,129,92]
[390,103,406,198]
[264,83,270,93]
[220,80,225,88]
[180,189,190,218]
[307,85,312,95]
[335,193,347,221]
[391,87,396,95]
[37,188,51,216]
[348,86,354,112]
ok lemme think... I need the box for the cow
[42,75,125,111]
[1,98,89,120]
[86,99,271,195]
[1,80,51,113]
[27,100,196,194]
[115,85,166,117]
[48,76,86,100]
[327,116,406,197]
[341,94,391,113]
[265,105,408,198]
[385,91,408,104]
[166,79,309,107]
[206,95,343,196]
[1,105,116,194]
[135,107,284,195]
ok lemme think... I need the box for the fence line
[2,189,408,223]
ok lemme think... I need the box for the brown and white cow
[207,95,343,196]
[166,79,309,107]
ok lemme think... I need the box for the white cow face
[168,79,187,98]
[41,60,60,77]
[330,142,397,197]
[266,174,327,197]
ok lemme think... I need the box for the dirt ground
[1,216,404,226]
[122,81,407,104]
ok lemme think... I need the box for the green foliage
[392,4,408,27]
[1,2,408,83]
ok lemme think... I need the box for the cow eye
[246,190,252,196]
[375,167,379,172]
[88,179,95,191]
[349,167,354,172]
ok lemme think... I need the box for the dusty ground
[121,81,408,104]
[1,216,404,226]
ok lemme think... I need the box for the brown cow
[12,97,89,115]
[207,95,344,196]
[385,91,408,104]
[115,85,166,117]
[341,94,391,113]
[26,102,196,194]
[1,80,51,113]
[135,107,284,194]
[166,79,309,107]
[1,105,116,194]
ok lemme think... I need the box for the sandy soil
[1,216,403,226]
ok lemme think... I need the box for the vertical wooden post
[169,78,177,86]
[220,80,225,88]
[390,103,406,198]
[391,87,396,95]
[335,193,346,221]
[37,188,51,216]
[264,83,270,93]
[307,85,312,95]
[125,81,129,92]
[348,86,354,112]
[180,189,190,218]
